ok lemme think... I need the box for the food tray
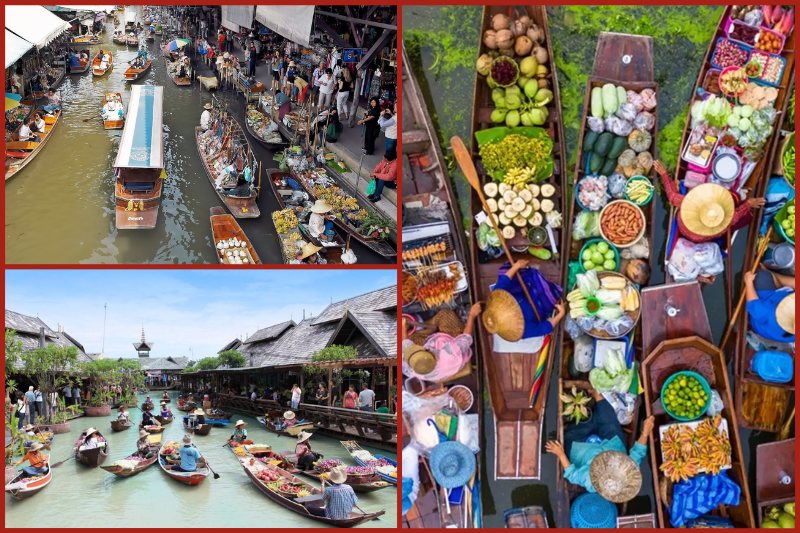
[416,261,468,294]
[681,126,719,169]
[658,417,731,472]
[599,200,646,249]
[754,26,786,54]
[748,50,786,87]
[726,19,759,47]
[702,69,722,95]
[218,247,255,265]
[577,271,641,340]
[710,37,752,71]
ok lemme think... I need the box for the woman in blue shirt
[744,270,794,344]
[545,386,654,494]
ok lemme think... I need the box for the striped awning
[114,85,164,169]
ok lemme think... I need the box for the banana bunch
[503,167,537,187]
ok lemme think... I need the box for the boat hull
[110,420,132,432]
[5,108,61,181]
[4,464,52,499]
[157,447,210,485]
[100,453,157,478]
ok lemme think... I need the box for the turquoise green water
[5,392,396,528]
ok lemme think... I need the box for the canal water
[404,5,765,527]
[5,21,383,264]
[5,392,396,528]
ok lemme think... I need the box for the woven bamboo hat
[327,465,347,484]
[30,442,44,452]
[482,289,524,341]
[192,409,205,416]
[589,451,642,503]
[203,102,213,110]
[403,343,436,375]
[139,429,149,438]
[235,419,247,427]
[776,292,795,333]
[299,242,322,260]
[283,410,296,420]
[85,427,98,437]
[22,424,35,431]
[431,309,465,336]
[309,199,333,214]
[296,431,312,443]
[680,184,735,237]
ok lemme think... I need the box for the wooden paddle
[82,113,101,122]
[205,460,221,479]
[778,407,795,441]
[51,454,74,468]
[450,135,540,320]
[719,227,774,350]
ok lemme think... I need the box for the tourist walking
[336,69,353,120]
[290,383,302,410]
[358,383,375,412]
[72,385,81,406]
[33,387,44,422]
[378,103,397,155]
[358,97,382,155]
[24,386,36,426]
[318,68,336,110]
[63,384,72,406]
[271,52,281,91]
[312,61,325,102]
[247,43,257,77]
[15,393,26,430]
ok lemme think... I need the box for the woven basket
[431,309,464,336]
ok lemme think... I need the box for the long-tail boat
[101,92,125,130]
[157,443,210,486]
[663,5,795,318]
[210,206,262,264]
[5,109,61,181]
[113,85,164,229]
[555,31,657,527]
[640,282,754,528]
[195,111,261,218]
[68,52,90,74]
[401,42,482,527]
[468,5,567,481]
[123,58,152,82]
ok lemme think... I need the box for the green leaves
[218,350,246,369]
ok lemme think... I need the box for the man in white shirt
[317,68,336,110]
[200,102,212,131]
[18,121,38,142]
[377,103,397,155]
[311,61,325,101]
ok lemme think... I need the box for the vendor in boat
[31,113,46,134]
[297,241,326,265]
[142,406,161,427]
[654,160,765,243]
[14,442,48,478]
[308,199,337,243]
[482,259,565,341]
[42,89,61,115]
[546,387,655,501]
[171,434,202,472]
[744,270,795,345]
[367,150,398,203]
[294,431,319,471]
[214,164,237,191]
[189,408,206,428]
[275,410,298,431]
[135,429,151,457]
[21,424,47,448]
[161,391,170,402]
[202,394,212,412]
[159,402,172,418]
[230,420,248,443]
[102,96,124,122]
[117,406,130,423]
[200,102,213,131]
[81,428,103,449]
[319,466,358,520]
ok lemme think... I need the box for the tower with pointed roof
[133,326,153,358]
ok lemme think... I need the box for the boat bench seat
[125,182,155,191]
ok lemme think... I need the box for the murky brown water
[5,20,385,264]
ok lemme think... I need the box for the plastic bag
[401,390,453,453]
[601,315,635,338]
[705,390,724,417]
[573,335,594,373]
[694,242,724,276]
[589,366,633,394]
[667,238,702,282]
[456,413,481,453]
[587,116,605,133]
[602,391,636,425]
[564,315,584,342]
[608,173,627,198]
[477,222,500,252]
[620,236,650,260]
[571,211,601,241]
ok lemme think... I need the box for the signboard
[343,48,363,64]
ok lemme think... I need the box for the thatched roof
[5,309,91,363]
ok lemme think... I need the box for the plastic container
[749,50,787,87]
[583,296,602,316]
[660,370,712,421]
[702,68,723,95]
[710,37,752,71]
[727,19,760,47]
[750,350,793,384]
[571,493,617,528]
[718,66,748,98]
[773,200,795,245]
[624,175,654,206]
[754,26,786,54]
[579,238,620,273]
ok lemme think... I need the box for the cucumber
[600,157,617,176]
[584,130,599,151]
[607,135,627,159]
[590,87,604,118]
[594,132,613,157]
[616,86,627,107]
[528,246,552,260]
[590,152,604,174]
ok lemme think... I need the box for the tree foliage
[312,345,358,362]
[193,357,220,371]
[80,358,144,406]
[16,344,79,421]
[218,350,246,369]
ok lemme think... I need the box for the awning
[255,5,314,47]
[221,6,253,31]
[114,85,164,169]
[51,5,115,13]
[5,5,71,49]
[5,29,33,68]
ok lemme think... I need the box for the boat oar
[51,454,74,468]
[355,505,380,520]
[719,227,774,350]
[778,407,795,441]
[82,113,101,122]
[450,135,540,320]
[204,459,221,479]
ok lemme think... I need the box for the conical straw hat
[589,451,642,503]
[776,293,795,334]
[680,183,735,237]
[481,289,524,341]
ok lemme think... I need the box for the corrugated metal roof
[311,286,396,325]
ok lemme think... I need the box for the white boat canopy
[5,5,71,49]
[53,5,115,12]
[5,29,33,68]
[114,85,165,170]
[255,5,314,48]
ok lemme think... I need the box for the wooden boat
[4,462,52,499]
[265,169,346,262]
[140,424,165,434]
[166,58,192,86]
[73,33,100,45]
[91,51,113,77]
[114,85,165,229]
[210,206,262,264]
[126,34,139,46]
[245,104,289,150]
[154,415,173,425]
[5,108,61,181]
[100,452,157,478]
[205,409,231,420]
[663,5,796,315]
[239,458,385,527]
[292,461,391,494]
[401,42,482,528]
[123,59,152,82]
[141,401,155,411]
[195,115,260,218]
[157,443,210,485]
[340,441,396,485]
[176,401,194,412]
[101,92,125,130]
[226,441,300,473]
[183,421,212,436]
[554,31,656,526]
[256,416,316,437]
[468,5,567,481]
[160,397,171,403]
[74,431,109,467]
[290,168,397,258]
[110,419,132,432]
[755,439,794,525]
[112,31,126,45]
[640,282,754,528]
[68,52,90,74]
